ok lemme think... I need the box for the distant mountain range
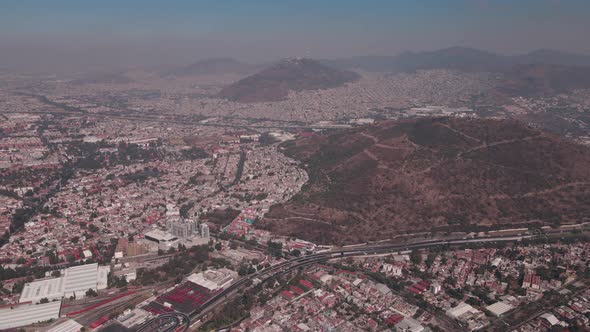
[260,117,590,244]
[161,58,258,77]
[154,47,590,101]
[217,58,360,103]
[321,47,590,73]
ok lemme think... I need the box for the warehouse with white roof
[47,319,84,332]
[0,301,62,330]
[63,263,101,298]
[485,301,514,317]
[186,268,237,291]
[19,276,65,303]
[20,263,110,303]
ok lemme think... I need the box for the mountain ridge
[260,117,590,244]
[217,58,360,103]
[320,47,590,72]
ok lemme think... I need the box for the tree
[291,249,301,257]
[12,281,25,294]
[46,250,59,265]
[85,288,98,297]
[425,253,437,268]
[238,264,248,276]
[410,250,422,266]
[445,276,457,287]
[267,241,283,258]
[39,298,49,304]
[215,243,222,251]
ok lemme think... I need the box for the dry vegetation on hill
[260,118,590,244]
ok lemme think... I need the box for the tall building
[190,220,200,234]
[166,219,208,241]
[200,223,210,239]
[167,218,200,239]
[168,221,191,239]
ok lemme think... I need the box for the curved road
[186,234,534,329]
[136,312,190,332]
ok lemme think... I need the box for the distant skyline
[1,0,589,73]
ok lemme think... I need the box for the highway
[185,234,534,329]
[136,312,190,332]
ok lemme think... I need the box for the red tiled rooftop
[299,280,314,289]
[290,285,305,295]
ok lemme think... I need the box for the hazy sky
[1,0,589,72]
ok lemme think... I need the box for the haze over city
[1,1,590,332]
[1,0,590,72]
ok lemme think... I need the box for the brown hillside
[260,118,590,244]
[217,58,360,103]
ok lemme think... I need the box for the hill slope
[217,58,360,103]
[260,118,590,244]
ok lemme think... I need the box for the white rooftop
[396,317,425,332]
[0,301,62,330]
[486,301,514,317]
[540,313,559,326]
[447,302,480,318]
[187,268,236,291]
[20,277,65,303]
[97,265,111,290]
[63,263,99,297]
[47,319,83,332]
[145,229,177,242]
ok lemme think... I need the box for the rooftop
[186,268,236,291]
[485,301,514,317]
[63,263,99,297]
[145,229,177,242]
[20,277,65,303]
[0,301,62,330]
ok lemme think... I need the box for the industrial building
[47,319,84,332]
[485,301,514,317]
[19,276,65,303]
[186,268,237,292]
[20,263,109,303]
[0,301,62,330]
[446,302,479,319]
[394,317,425,332]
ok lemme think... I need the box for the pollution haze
[4,1,590,332]
[1,0,590,73]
